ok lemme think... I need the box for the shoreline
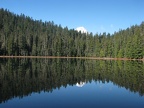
[0,56,143,61]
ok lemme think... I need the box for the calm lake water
[0,58,144,108]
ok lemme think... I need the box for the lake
[0,58,144,108]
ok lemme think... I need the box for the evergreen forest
[0,8,144,59]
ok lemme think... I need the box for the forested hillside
[0,8,144,59]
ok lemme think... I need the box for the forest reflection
[0,58,144,103]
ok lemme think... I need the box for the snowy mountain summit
[76,26,87,34]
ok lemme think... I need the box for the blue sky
[0,0,144,34]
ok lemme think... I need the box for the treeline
[0,58,144,103]
[0,8,144,59]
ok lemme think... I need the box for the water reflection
[76,81,86,87]
[0,58,144,103]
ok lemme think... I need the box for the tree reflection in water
[0,58,144,103]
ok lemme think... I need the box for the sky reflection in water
[0,58,144,108]
[1,81,144,108]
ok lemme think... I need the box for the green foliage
[0,8,144,59]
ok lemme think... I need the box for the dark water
[0,58,144,108]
